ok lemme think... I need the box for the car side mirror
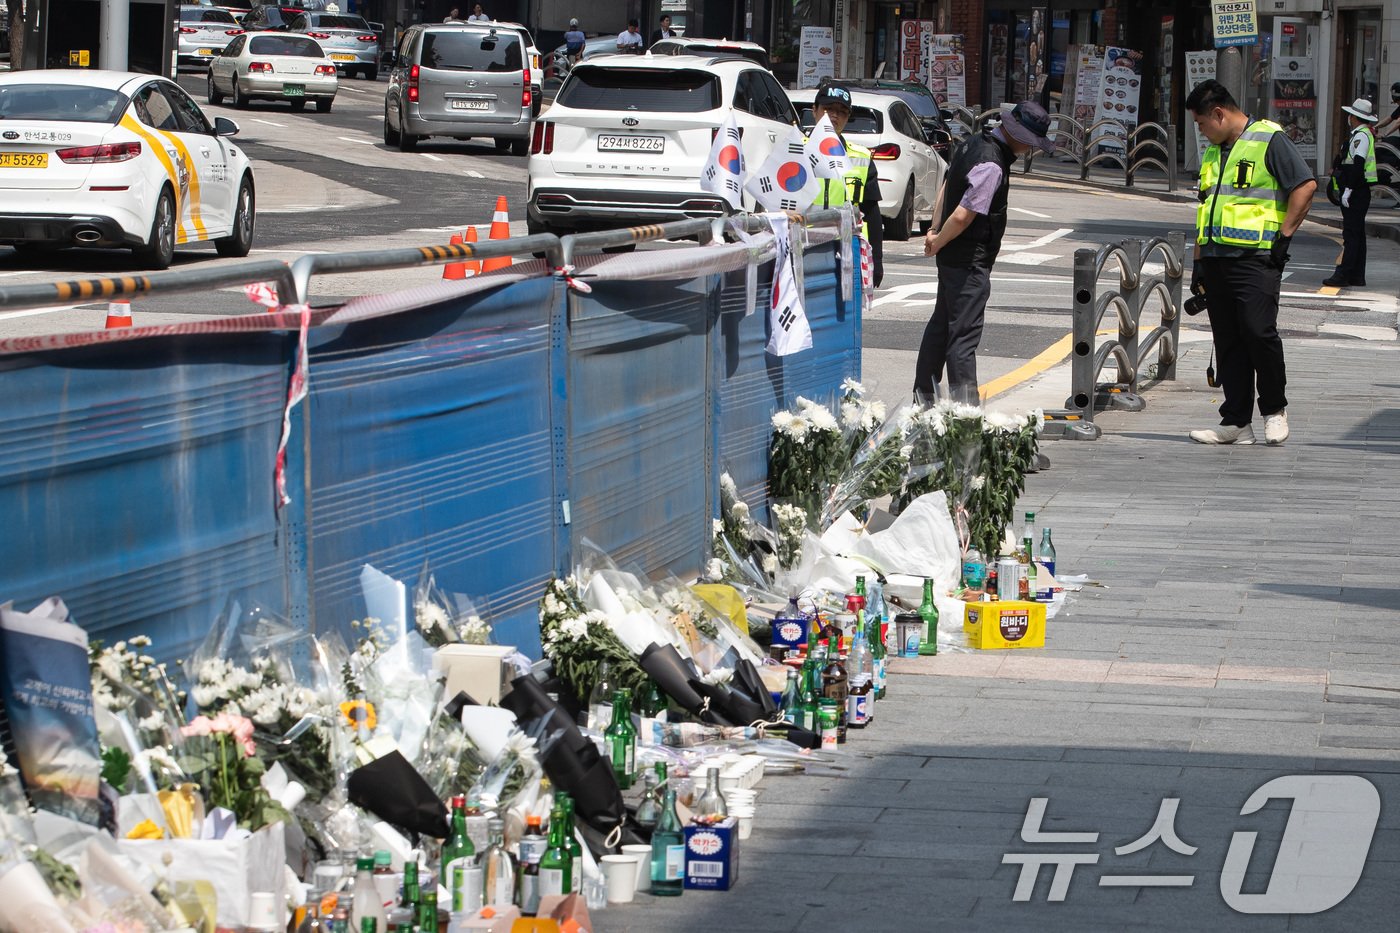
[939,108,953,121]
[213,116,240,137]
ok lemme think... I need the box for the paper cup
[248,892,280,930]
[621,844,652,893]
[600,854,639,903]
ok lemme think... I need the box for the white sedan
[207,31,339,112]
[791,87,945,240]
[0,70,255,270]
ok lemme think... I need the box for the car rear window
[421,30,523,71]
[311,14,369,29]
[0,85,128,123]
[249,34,324,55]
[846,107,882,134]
[557,68,720,112]
[181,8,238,21]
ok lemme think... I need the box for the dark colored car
[820,77,956,159]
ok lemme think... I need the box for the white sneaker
[1189,424,1256,445]
[1264,409,1289,445]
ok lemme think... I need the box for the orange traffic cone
[462,225,482,276]
[482,196,511,272]
[443,232,467,279]
[105,300,132,329]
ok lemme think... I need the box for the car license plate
[0,152,47,169]
[451,100,490,110]
[197,48,216,56]
[283,84,305,97]
[597,135,664,153]
[331,53,355,61]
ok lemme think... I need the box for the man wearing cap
[1323,98,1379,288]
[564,18,586,64]
[1185,79,1315,446]
[914,101,1055,403]
[812,85,883,288]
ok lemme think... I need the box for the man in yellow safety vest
[1323,97,1380,288]
[1185,79,1315,447]
[811,85,883,288]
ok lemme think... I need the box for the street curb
[1306,211,1400,245]
[1016,168,1193,204]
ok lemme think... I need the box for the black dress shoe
[1321,277,1347,287]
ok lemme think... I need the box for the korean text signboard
[1211,0,1258,48]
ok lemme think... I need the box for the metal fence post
[1119,238,1142,392]
[1160,230,1184,381]
[1065,247,1102,439]
[1167,125,1178,193]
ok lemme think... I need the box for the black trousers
[914,257,991,398]
[1334,183,1371,284]
[1199,253,1287,427]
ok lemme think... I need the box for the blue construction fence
[0,235,860,661]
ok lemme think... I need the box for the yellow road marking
[1317,285,1341,296]
[979,329,1117,402]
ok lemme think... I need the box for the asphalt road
[1,76,1396,373]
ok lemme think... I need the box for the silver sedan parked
[207,31,339,112]
[177,5,245,70]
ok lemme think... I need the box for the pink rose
[180,715,214,738]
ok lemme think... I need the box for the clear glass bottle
[1039,527,1056,578]
[649,789,684,896]
[866,607,887,701]
[586,661,615,731]
[693,766,728,825]
[635,769,663,829]
[481,817,517,908]
[917,577,939,656]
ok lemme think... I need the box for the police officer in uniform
[1323,97,1379,288]
[811,85,883,288]
[914,101,1055,403]
[1185,80,1315,446]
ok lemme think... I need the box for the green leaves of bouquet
[538,577,649,710]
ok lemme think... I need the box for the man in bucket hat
[1323,97,1380,288]
[914,101,1055,403]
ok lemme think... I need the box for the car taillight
[315,64,336,75]
[179,26,198,33]
[248,61,274,72]
[408,63,419,102]
[225,29,244,35]
[870,142,901,160]
[530,120,554,155]
[356,34,378,41]
[307,31,330,38]
[56,142,142,164]
[521,65,531,107]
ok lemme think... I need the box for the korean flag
[745,126,821,213]
[701,113,746,210]
[803,113,847,180]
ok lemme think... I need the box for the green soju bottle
[441,795,475,909]
[649,788,684,896]
[780,668,804,729]
[918,577,939,656]
[558,793,583,893]
[538,805,573,899]
[867,605,887,700]
[604,688,636,789]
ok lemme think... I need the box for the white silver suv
[526,54,798,235]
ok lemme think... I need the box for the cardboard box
[433,644,516,704]
[964,601,1046,649]
[684,817,740,890]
